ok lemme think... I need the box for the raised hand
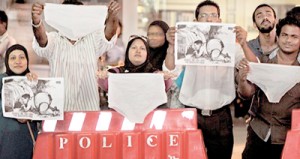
[234,26,248,47]
[107,1,120,19]
[31,3,44,26]
[166,27,176,46]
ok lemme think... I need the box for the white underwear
[247,62,300,103]
[108,73,167,123]
[44,3,107,40]
[179,66,236,110]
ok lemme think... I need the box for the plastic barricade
[33,108,208,159]
[281,109,300,159]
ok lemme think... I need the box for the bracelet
[31,19,42,28]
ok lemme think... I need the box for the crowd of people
[0,0,299,159]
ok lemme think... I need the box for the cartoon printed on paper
[175,22,236,66]
[2,77,64,120]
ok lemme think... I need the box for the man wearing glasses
[164,1,256,159]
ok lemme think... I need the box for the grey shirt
[248,37,278,58]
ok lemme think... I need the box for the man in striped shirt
[31,1,120,111]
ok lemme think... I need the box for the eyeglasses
[198,13,219,19]
[129,35,148,42]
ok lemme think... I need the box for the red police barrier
[291,109,300,130]
[33,108,208,159]
[281,109,300,159]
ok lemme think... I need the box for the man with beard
[243,4,278,119]
[248,4,278,59]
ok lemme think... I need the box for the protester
[147,20,170,70]
[238,16,300,159]
[97,35,173,123]
[98,35,172,92]
[248,4,278,59]
[0,44,39,159]
[163,1,257,158]
[31,0,120,111]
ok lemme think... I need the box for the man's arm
[31,3,48,47]
[235,26,258,62]
[237,58,256,98]
[165,27,176,70]
[104,1,120,41]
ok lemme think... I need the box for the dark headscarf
[5,44,30,76]
[109,36,157,73]
[148,20,169,70]
[62,0,83,5]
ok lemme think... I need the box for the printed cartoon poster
[175,22,236,66]
[2,77,64,120]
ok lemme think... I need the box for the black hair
[252,4,276,23]
[62,0,83,5]
[286,6,300,21]
[147,20,170,70]
[195,0,220,19]
[148,20,169,34]
[276,16,300,37]
[0,10,8,30]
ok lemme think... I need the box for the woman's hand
[97,69,108,79]
[157,71,176,80]
[17,119,29,123]
[166,27,176,46]
[26,72,38,81]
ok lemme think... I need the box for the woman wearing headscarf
[147,20,170,70]
[97,36,173,123]
[97,35,173,92]
[0,44,39,159]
